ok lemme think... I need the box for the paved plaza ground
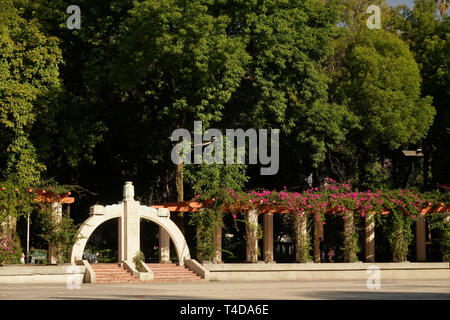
[1,279,449,300]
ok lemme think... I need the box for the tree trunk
[423,145,430,190]
[312,167,320,188]
[174,162,185,234]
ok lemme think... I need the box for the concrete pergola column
[313,219,323,263]
[159,226,171,263]
[48,202,63,264]
[344,212,355,262]
[365,212,375,262]
[212,225,222,263]
[121,182,140,265]
[245,209,259,263]
[295,213,308,262]
[263,213,274,263]
[416,215,426,262]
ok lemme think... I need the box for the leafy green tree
[212,0,351,187]
[109,0,250,202]
[0,0,62,184]
[400,0,450,187]
[333,29,435,188]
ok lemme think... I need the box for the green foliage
[400,0,450,186]
[386,209,414,262]
[294,212,312,263]
[38,210,79,264]
[336,30,435,152]
[84,247,117,263]
[186,163,248,261]
[341,213,360,262]
[133,251,146,272]
[427,212,450,261]
[111,0,249,128]
[0,0,62,184]
[0,232,22,264]
[0,180,35,226]
[189,208,223,262]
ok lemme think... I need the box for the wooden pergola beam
[29,189,75,204]
[151,200,449,215]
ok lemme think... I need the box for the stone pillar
[212,226,222,263]
[159,226,171,263]
[245,209,259,263]
[416,215,426,262]
[118,215,124,262]
[344,212,357,262]
[48,202,63,264]
[313,219,323,263]
[263,213,274,263]
[295,213,309,262]
[122,182,140,264]
[365,212,375,262]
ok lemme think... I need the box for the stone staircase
[146,263,203,282]
[91,263,140,283]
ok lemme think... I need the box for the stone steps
[147,263,202,282]
[90,262,203,283]
[91,263,139,283]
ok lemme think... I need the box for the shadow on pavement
[297,291,450,300]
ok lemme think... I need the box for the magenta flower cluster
[0,233,19,264]
[201,179,431,223]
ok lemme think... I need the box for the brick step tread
[146,265,178,267]
[92,268,126,271]
[92,268,127,272]
[94,273,132,276]
[146,266,179,268]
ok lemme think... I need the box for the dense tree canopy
[0,0,446,225]
[0,0,62,184]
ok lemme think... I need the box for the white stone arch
[70,199,191,265]
[139,206,190,265]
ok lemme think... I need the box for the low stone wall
[203,262,450,281]
[0,264,85,284]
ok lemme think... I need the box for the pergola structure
[152,200,450,263]
[30,189,75,264]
